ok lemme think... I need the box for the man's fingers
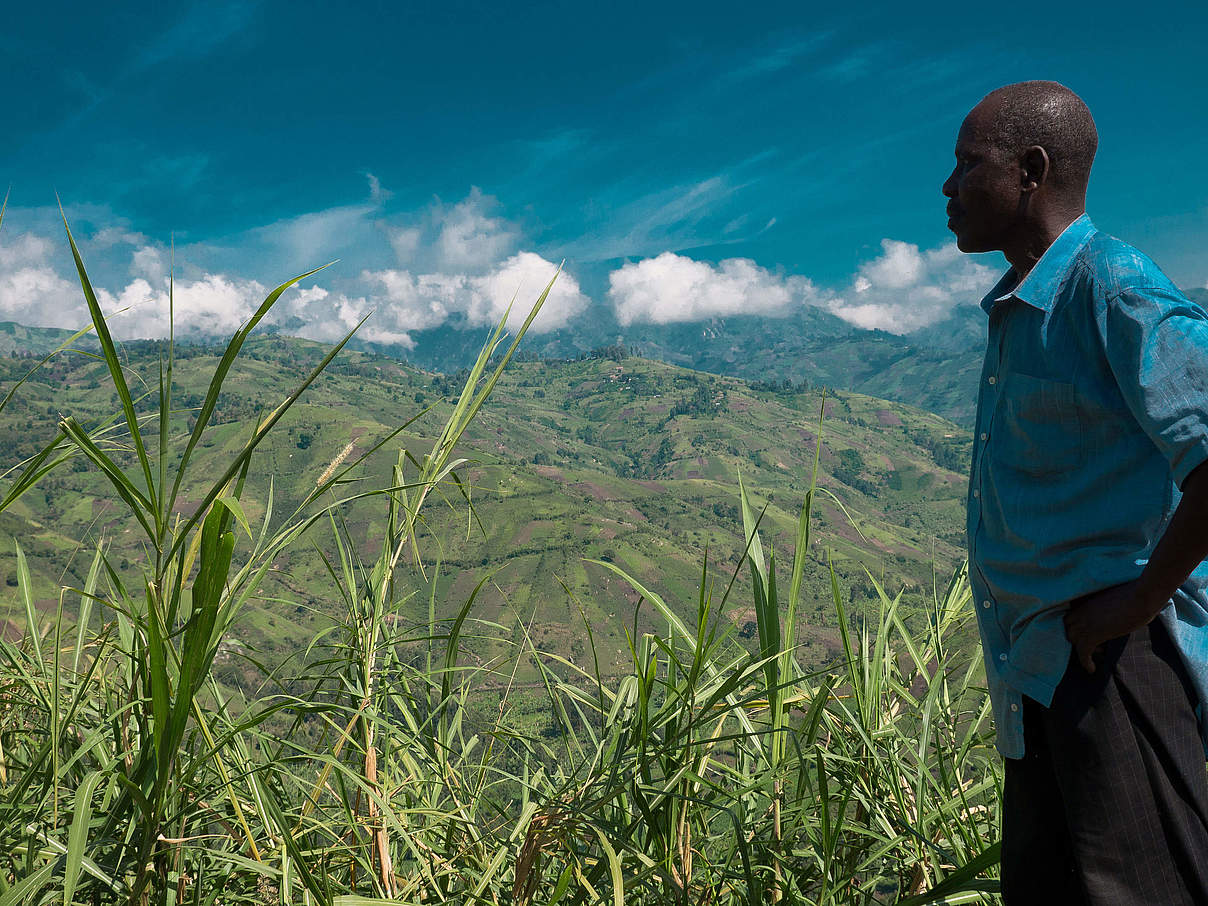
[1079,644,1097,673]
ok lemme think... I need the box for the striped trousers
[1002,618,1208,904]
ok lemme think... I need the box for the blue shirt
[969,214,1208,759]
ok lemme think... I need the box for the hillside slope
[0,337,970,677]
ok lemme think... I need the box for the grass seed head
[317,440,356,486]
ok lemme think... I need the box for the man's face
[942,102,1022,254]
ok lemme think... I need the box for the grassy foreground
[0,220,1002,904]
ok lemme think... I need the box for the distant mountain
[359,303,988,426]
[0,321,96,356]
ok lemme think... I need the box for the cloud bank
[0,187,994,347]
[287,253,589,349]
[0,190,584,347]
[607,241,992,333]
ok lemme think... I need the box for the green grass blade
[59,206,160,533]
[165,315,364,563]
[166,264,332,519]
[0,862,55,906]
[71,548,104,674]
[587,558,763,747]
[58,417,156,539]
[63,770,105,905]
[896,841,1001,905]
[14,540,41,664]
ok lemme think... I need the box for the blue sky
[2,0,1206,344]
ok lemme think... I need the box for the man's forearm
[1134,459,1208,615]
[1065,458,1208,671]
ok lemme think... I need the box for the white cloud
[607,241,995,334]
[608,252,823,326]
[857,239,924,290]
[313,252,588,348]
[0,230,89,328]
[824,240,996,333]
[0,241,273,341]
[366,172,393,205]
[0,265,85,329]
[432,188,518,273]
[275,284,399,346]
[249,204,377,267]
[131,245,167,283]
[468,252,586,331]
[0,233,57,270]
[387,226,421,262]
[102,274,271,339]
[0,190,997,348]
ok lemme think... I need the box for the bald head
[978,81,1098,200]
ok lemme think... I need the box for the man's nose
[942,170,957,198]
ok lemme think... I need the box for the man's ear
[1021,145,1050,193]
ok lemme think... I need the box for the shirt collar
[979,214,1097,314]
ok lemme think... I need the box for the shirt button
[982,600,991,609]
[1010,703,1019,712]
[980,433,988,442]
[988,375,997,385]
[999,653,1007,662]
[973,489,980,498]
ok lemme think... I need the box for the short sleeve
[1101,285,1208,489]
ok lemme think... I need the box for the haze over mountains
[6,285,1207,429]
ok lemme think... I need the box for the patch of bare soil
[573,481,615,502]
[170,496,200,516]
[512,521,538,545]
[621,505,647,523]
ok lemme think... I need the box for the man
[943,80,1208,904]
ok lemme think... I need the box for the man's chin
[953,232,992,254]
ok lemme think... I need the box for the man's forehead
[956,103,1000,150]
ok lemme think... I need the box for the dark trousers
[1001,619,1208,904]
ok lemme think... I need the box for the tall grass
[0,221,1001,904]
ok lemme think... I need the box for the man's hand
[1063,461,1208,673]
[1063,580,1167,673]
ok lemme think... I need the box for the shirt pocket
[997,374,1084,477]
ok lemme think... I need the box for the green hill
[0,336,970,680]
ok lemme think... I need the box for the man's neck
[1004,209,1085,279]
